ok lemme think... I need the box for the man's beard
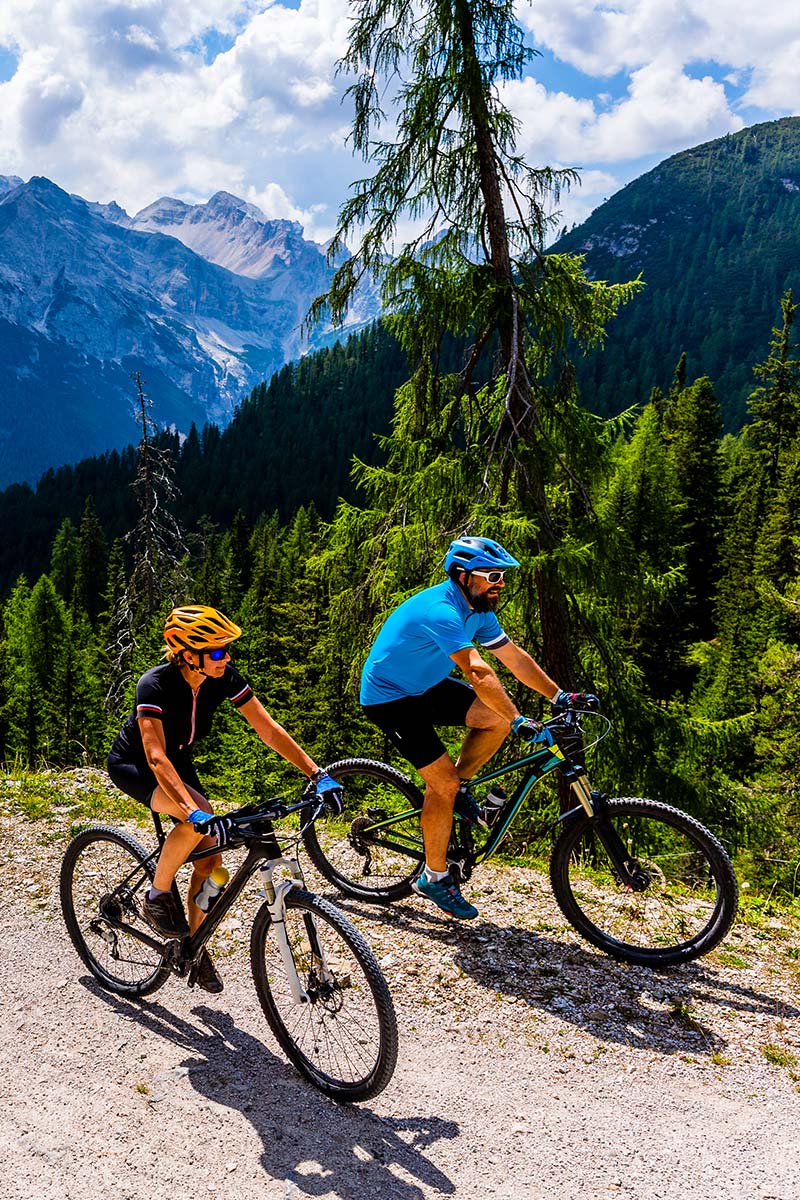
[465,583,501,612]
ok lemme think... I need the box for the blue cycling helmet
[444,536,520,575]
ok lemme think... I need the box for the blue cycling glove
[552,690,601,712]
[511,716,554,746]
[187,810,233,847]
[310,770,344,816]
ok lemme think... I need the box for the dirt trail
[2,801,800,1200]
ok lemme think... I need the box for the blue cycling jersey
[360,579,510,705]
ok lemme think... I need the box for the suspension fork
[562,766,644,888]
[259,858,332,1004]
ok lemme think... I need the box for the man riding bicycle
[360,537,597,920]
[107,605,342,992]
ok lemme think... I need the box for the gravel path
[2,780,800,1200]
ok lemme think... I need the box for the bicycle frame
[350,713,605,871]
[446,715,649,888]
[100,806,318,997]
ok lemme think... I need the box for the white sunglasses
[468,568,508,583]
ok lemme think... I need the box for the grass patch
[0,768,148,830]
[671,1000,701,1031]
[714,950,751,969]
[761,1043,798,1067]
[736,890,800,930]
[711,1052,732,1066]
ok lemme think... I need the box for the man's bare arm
[449,646,519,724]
[490,641,560,702]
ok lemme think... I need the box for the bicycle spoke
[250,890,397,1100]
[551,798,738,966]
[303,759,424,901]
[61,827,169,996]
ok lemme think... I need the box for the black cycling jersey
[110,661,254,770]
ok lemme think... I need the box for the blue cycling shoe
[412,870,479,920]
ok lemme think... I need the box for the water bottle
[193,865,230,912]
[480,785,507,828]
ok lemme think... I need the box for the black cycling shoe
[194,949,223,994]
[454,785,486,829]
[141,891,189,939]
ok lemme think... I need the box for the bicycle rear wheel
[550,798,738,967]
[303,758,424,901]
[60,825,170,997]
[250,890,398,1101]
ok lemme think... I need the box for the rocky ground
[1,769,799,1199]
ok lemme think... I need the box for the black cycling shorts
[362,676,476,770]
[106,751,205,809]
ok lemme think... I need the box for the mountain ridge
[0,174,377,486]
[552,116,800,426]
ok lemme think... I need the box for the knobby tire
[250,889,398,1101]
[549,797,738,967]
[302,758,424,902]
[60,825,170,997]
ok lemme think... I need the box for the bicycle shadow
[80,976,457,1199]
[327,895,799,1060]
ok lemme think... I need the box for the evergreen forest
[1,2,799,909]
[556,116,800,429]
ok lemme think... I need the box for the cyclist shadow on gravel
[82,977,458,1199]
[330,897,799,1060]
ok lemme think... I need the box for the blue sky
[0,1,797,242]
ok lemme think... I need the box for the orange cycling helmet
[164,605,242,654]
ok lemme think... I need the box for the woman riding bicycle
[107,604,341,993]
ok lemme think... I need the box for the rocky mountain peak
[0,175,24,198]
[126,189,317,278]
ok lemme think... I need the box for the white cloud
[0,0,797,248]
[506,58,741,168]
[520,0,800,115]
[0,0,354,237]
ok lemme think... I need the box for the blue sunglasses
[204,645,231,661]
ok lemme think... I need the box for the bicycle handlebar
[202,794,326,843]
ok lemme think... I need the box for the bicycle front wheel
[550,798,738,967]
[60,825,170,996]
[303,758,424,901]
[250,890,398,1102]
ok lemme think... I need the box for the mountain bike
[303,708,739,968]
[60,795,398,1102]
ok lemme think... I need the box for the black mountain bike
[60,796,398,1102]
[304,709,739,968]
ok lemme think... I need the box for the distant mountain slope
[553,117,800,428]
[0,177,377,486]
[0,321,408,594]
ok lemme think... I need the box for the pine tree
[598,403,687,698]
[107,373,189,712]
[50,518,78,604]
[666,376,724,639]
[73,495,108,622]
[310,0,639,708]
[702,293,800,718]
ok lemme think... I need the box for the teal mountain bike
[304,708,739,968]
